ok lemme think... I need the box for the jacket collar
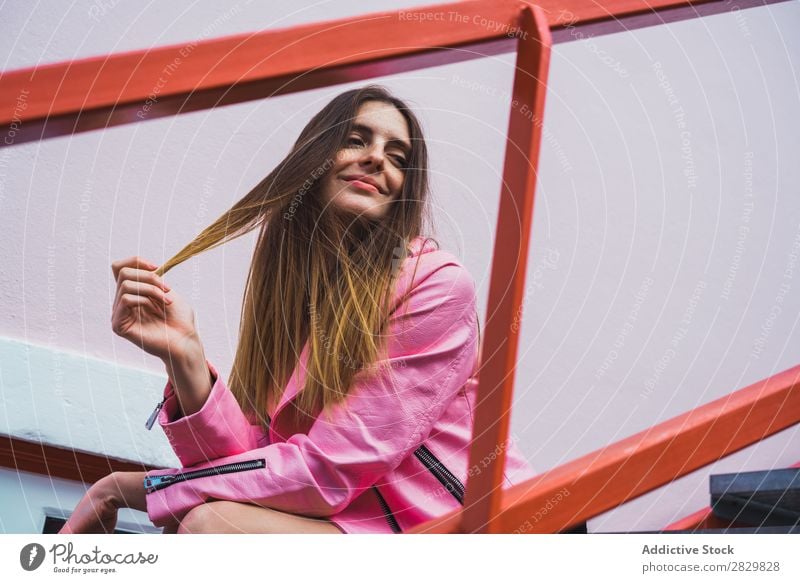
[406,235,438,257]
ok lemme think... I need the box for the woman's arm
[111,256,262,462]
[160,334,215,420]
[153,352,271,467]
[142,255,479,528]
[110,254,215,418]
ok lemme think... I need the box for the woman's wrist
[161,332,205,371]
[161,334,214,418]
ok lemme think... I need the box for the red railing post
[458,2,551,534]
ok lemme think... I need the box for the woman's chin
[331,196,386,223]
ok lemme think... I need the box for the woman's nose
[359,144,384,168]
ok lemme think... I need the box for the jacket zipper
[146,459,403,533]
[372,485,401,533]
[145,396,167,430]
[144,459,266,493]
[414,443,465,505]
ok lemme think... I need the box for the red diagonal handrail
[0,0,741,147]
[409,364,800,532]
[0,0,522,146]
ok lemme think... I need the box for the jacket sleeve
[154,359,270,467]
[143,256,479,528]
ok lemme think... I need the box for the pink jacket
[143,235,536,533]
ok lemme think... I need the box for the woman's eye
[346,136,406,167]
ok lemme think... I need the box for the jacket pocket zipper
[144,459,266,494]
[414,443,465,505]
[372,485,401,533]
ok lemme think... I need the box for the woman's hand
[111,256,200,362]
[59,471,148,534]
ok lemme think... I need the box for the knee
[177,502,235,534]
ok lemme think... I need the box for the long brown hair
[155,85,435,428]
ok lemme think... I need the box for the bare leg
[176,501,344,534]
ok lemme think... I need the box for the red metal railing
[0,0,741,146]
[409,364,800,532]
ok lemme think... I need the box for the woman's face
[320,100,411,222]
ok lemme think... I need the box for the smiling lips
[342,175,383,195]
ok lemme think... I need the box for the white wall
[0,337,179,467]
[1,0,798,533]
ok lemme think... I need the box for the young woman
[60,85,536,534]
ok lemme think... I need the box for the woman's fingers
[114,280,172,309]
[111,258,171,300]
[115,265,171,292]
[111,256,159,280]
[113,294,167,330]
[118,291,167,310]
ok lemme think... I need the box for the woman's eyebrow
[351,123,411,154]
